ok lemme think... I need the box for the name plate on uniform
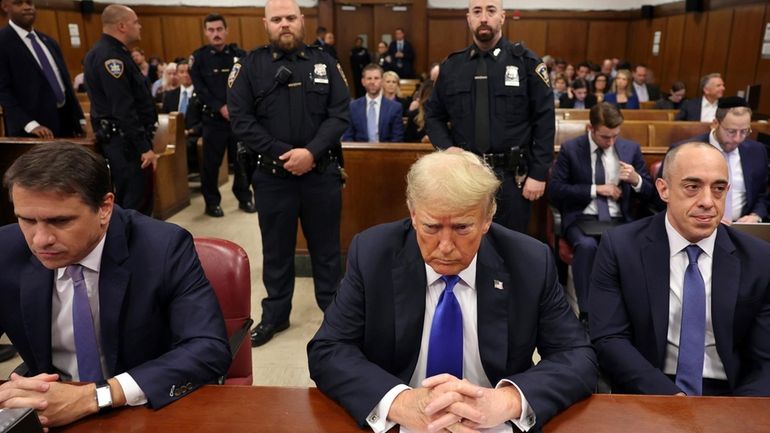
[0,408,44,433]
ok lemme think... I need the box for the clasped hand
[389,374,521,433]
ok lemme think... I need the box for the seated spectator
[161,60,201,173]
[404,79,434,143]
[575,62,591,82]
[549,103,654,323]
[552,74,568,107]
[382,71,410,115]
[676,73,725,122]
[604,69,639,109]
[592,73,610,103]
[655,81,687,110]
[631,64,661,103]
[559,78,597,109]
[564,63,576,85]
[342,63,404,142]
[322,31,337,60]
[153,61,178,101]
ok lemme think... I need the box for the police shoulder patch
[104,59,124,79]
[336,63,349,89]
[535,62,550,86]
[228,63,241,88]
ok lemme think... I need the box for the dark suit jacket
[675,97,703,121]
[549,135,654,231]
[589,212,770,395]
[387,39,415,78]
[0,206,231,408]
[656,134,769,219]
[0,25,84,137]
[558,93,597,109]
[603,92,640,109]
[635,83,661,102]
[342,96,404,142]
[308,219,597,429]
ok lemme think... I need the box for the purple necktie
[595,148,611,222]
[27,33,65,105]
[66,264,104,382]
[426,275,463,379]
[675,245,706,395]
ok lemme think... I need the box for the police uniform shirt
[190,43,245,115]
[83,34,157,154]
[227,43,350,159]
[425,37,555,182]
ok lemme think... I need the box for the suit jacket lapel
[98,210,131,377]
[738,144,755,212]
[710,226,738,377]
[641,213,671,366]
[20,258,54,373]
[392,227,427,381]
[578,137,592,184]
[476,236,509,381]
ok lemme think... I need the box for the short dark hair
[204,14,227,28]
[362,63,384,75]
[3,143,112,211]
[571,78,589,91]
[316,26,327,36]
[577,62,590,70]
[670,80,685,93]
[590,102,624,129]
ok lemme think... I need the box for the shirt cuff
[632,174,643,192]
[24,121,41,134]
[367,384,411,433]
[496,379,536,431]
[590,184,597,198]
[115,373,148,407]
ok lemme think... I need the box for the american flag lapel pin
[494,280,504,290]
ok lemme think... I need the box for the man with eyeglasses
[659,97,767,224]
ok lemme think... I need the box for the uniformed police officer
[190,14,254,217]
[84,4,158,216]
[426,0,554,233]
[228,0,349,347]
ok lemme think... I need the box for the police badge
[505,65,520,87]
[313,63,329,84]
[104,59,124,79]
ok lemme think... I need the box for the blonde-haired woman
[382,70,410,115]
[603,69,639,109]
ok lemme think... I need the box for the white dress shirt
[700,97,718,123]
[365,93,383,141]
[633,82,649,102]
[583,134,643,218]
[662,214,727,380]
[8,20,67,133]
[709,130,746,221]
[52,235,148,406]
[367,256,535,433]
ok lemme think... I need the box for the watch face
[96,385,112,409]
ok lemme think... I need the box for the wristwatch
[95,383,112,411]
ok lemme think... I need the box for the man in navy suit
[590,142,770,396]
[0,0,84,138]
[549,103,654,321]
[309,150,597,432]
[0,143,230,428]
[675,73,724,122]
[342,63,404,142]
[387,27,415,79]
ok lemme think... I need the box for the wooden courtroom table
[55,386,770,433]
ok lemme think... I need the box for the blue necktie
[27,33,65,105]
[675,245,706,396]
[179,89,189,115]
[426,275,463,378]
[595,148,611,222]
[367,100,377,142]
[66,265,104,382]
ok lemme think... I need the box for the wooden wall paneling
[639,17,667,83]
[699,9,732,79]
[507,19,548,58]
[304,15,319,45]
[161,16,203,62]
[239,16,267,52]
[135,15,165,61]
[585,20,629,64]
[411,0,428,77]
[82,12,103,53]
[678,12,708,99]
[34,9,60,41]
[659,14,685,93]
[335,4,372,94]
[54,11,87,75]
[755,5,770,114]
[222,15,242,53]
[625,19,651,66]
[545,20,588,65]
[427,18,468,67]
[724,4,765,96]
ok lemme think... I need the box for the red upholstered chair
[194,237,253,385]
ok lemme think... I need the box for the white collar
[8,19,34,40]
[424,254,478,291]
[55,233,107,280]
[664,212,717,259]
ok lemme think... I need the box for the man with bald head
[309,150,596,432]
[590,142,770,396]
[84,4,158,216]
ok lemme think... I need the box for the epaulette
[443,46,471,63]
[511,41,526,57]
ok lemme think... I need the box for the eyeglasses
[719,125,752,138]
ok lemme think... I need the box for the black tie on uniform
[474,52,490,154]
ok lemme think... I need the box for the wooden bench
[557,109,677,121]
[152,113,191,220]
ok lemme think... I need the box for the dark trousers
[493,170,532,234]
[252,164,342,325]
[200,117,252,206]
[102,136,153,216]
[565,219,600,314]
